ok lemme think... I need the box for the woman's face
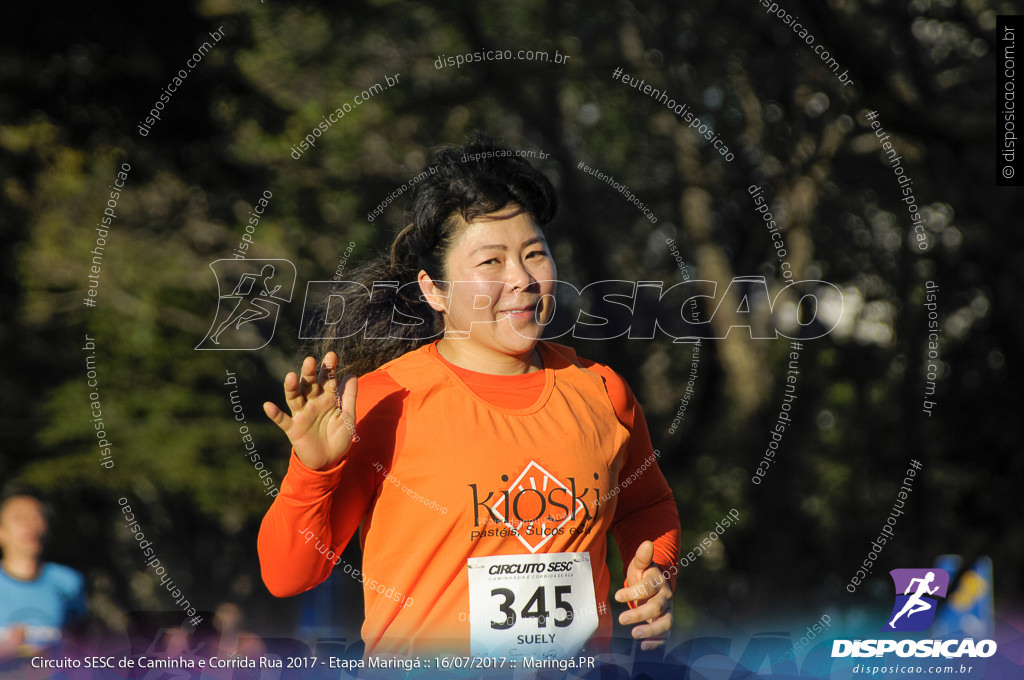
[422,204,557,359]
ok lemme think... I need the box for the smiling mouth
[498,302,539,318]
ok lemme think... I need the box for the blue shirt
[0,563,85,647]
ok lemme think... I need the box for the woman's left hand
[613,540,673,650]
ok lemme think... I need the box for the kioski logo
[197,259,296,350]
[469,461,598,554]
[883,568,950,632]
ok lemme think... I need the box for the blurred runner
[0,489,85,660]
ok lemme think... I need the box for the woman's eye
[480,258,500,266]
[526,250,546,259]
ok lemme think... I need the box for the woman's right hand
[264,351,359,471]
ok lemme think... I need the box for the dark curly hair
[306,134,557,375]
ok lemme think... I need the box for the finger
[640,637,668,651]
[319,351,337,388]
[286,358,318,412]
[339,373,358,417]
[263,401,293,431]
[300,356,321,396]
[321,351,338,373]
[627,540,656,580]
[619,593,670,625]
[614,583,645,604]
[322,352,343,409]
[323,351,339,370]
[625,610,673,641]
[615,571,666,603]
[282,370,306,415]
[281,370,300,398]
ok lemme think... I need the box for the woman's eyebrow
[470,244,507,255]
[469,237,546,256]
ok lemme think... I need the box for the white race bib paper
[467,552,598,660]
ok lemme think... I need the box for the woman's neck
[436,339,542,375]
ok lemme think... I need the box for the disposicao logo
[832,568,997,659]
[883,568,949,632]
[197,259,296,350]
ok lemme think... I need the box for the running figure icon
[888,571,939,628]
[210,265,281,344]
[197,259,296,351]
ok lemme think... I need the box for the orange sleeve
[256,372,406,598]
[582,360,681,593]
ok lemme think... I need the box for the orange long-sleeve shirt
[257,340,680,657]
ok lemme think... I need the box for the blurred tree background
[1,0,1021,649]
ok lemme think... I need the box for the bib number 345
[467,552,598,659]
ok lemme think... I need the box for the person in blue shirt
[0,490,85,659]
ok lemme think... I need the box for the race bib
[467,552,598,660]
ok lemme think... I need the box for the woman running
[257,137,681,659]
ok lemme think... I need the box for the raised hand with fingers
[263,351,359,471]
[613,540,674,650]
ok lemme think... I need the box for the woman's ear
[418,270,449,313]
